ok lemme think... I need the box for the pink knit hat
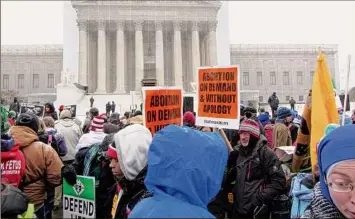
[239,119,260,139]
[90,116,105,132]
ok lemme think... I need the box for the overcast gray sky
[1,1,354,88]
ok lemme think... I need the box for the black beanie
[15,113,39,133]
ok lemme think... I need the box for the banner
[65,105,77,117]
[142,87,183,136]
[63,175,95,218]
[19,104,44,118]
[196,66,240,129]
[310,52,339,174]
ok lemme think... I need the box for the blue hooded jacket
[317,125,355,204]
[129,125,228,218]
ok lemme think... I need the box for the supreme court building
[72,1,221,93]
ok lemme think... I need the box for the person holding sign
[129,125,228,218]
[108,124,153,218]
[210,119,285,219]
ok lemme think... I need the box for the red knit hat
[90,116,105,132]
[183,111,195,127]
[239,119,260,139]
[59,105,64,111]
[107,145,118,160]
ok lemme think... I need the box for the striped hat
[90,116,105,132]
[239,119,260,139]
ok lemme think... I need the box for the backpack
[264,124,275,150]
[82,143,104,187]
[38,132,59,155]
[289,173,314,218]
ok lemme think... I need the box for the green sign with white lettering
[63,175,96,218]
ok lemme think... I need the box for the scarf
[83,143,101,177]
[301,183,345,219]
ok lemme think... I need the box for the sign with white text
[63,175,95,218]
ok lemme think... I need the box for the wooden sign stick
[218,128,233,153]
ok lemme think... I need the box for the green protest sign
[63,175,95,218]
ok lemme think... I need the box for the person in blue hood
[302,125,355,219]
[129,125,228,218]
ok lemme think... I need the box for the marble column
[78,20,88,86]
[191,21,200,83]
[96,21,107,93]
[208,20,218,66]
[135,20,144,92]
[155,21,165,87]
[173,21,183,87]
[115,21,125,93]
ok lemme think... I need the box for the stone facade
[230,44,340,104]
[72,1,221,93]
[1,45,63,103]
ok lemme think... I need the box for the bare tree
[1,90,27,106]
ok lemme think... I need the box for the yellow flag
[310,52,339,174]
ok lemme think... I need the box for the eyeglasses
[326,181,354,193]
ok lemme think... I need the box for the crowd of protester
[1,97,355,219]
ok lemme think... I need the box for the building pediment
[72,1,221,22]
[72,1,221,8]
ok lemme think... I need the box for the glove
[61,165,77,185]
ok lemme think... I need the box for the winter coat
[289,99,296,106]
[67,144,116,219]
[210,136,286,218]
[273,122,292,148]
[106,103,112,112]
[75,131,107,153]
[110,124,153,218]
[38,128,67,157]
[268,95,279,109]
[232,136,285,216]
[114,168,151,219]
[8,126,63,208]
[130,125,228,218]
[301,183,345,219]
[9,102,20,113]
[288,124,299,144]
[55,118,83,161]
[82,117,92,134]
[73,117,82,127]
[1,137,26,188]
[1,183,29,218]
